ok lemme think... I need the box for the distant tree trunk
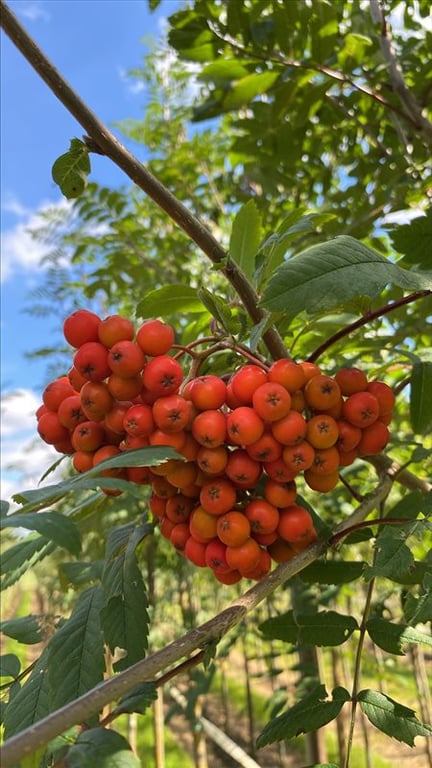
[241,630,257,757]
[291,579,328,765]
[410,645,432,767]
[192,697,209,768]
[331,647,347,766]
[127,713,138,755]
[153,686,165,768]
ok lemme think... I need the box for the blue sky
[1,0,179,499]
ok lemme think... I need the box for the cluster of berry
[36,310,395,584]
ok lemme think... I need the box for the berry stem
[307,290,431,363]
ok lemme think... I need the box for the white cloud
[1,197,71,283]
[1,388,65,504]
[118,66,146,95]
[15,1,50,23]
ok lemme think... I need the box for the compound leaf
[359,689,432,746]
[3,647,51,738]
[101,524,150,670]
[0,510,81,556]
[366,617,432,655]
[257,685,350,747]
[48,586,105,713]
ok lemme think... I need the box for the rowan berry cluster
[36,309,395,585]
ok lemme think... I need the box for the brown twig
[307,290,431,363]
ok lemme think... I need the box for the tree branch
[0,474,398,767]
[369,0,432,142]
[307,290,431,363]
[0,1,288,361]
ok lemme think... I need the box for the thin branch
[0,1,288,361]
[0,475,397,767]
[307,290,431,363]
[207,21,430,137]
[365,453,432,494]
[369,0,432,142]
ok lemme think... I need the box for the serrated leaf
[136,284,206,317]
[300,560,367,585]
[257,685,350,747]
[296,611,359,646]
[410,361,432,433]
[0,510,81,556]
[229,200,263,282]
[52,138,91,199]
[260,610,358,646]
[259,610,298,643]
[111,682,157,717]
[1,614,46,644]
[403,574,432,624]
[366,617,432,655]
[58,560,103,587]
[66,727,140,768]
[1,535,55,591]
[101,524,150,670]
[260,235,432,318]
[364,524,417,582]
[358,689,432,746]
[0,653,21,679]
[3,647,51,738]
[48,586,105,713]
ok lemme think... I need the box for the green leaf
[12,447,181,513]
[197,287,240,334]
[48,586,105,713]
[259,610,358,646]
[52,138,91,199]
[260,236,432,318]
[410,361,432,433]
[58,560,103,587]
[199,60,251,82]
[111,682,157,717]
[299,560,367,585]
[1,535,55,591]
[0,510,81,556]
[388,208,432,268]
[136,284,206,317]
[358,689,432,746]
[257,685,350,747]
[0,653,21,679]
[101,524,150,670]
[66,727,140,768]
[366,617,432,655]
[223,71,279,110]
[403,574,432,624]
[364,524,417,582]
[229,200,263,282]
[1,614,46,644]
[3,647,51,738]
